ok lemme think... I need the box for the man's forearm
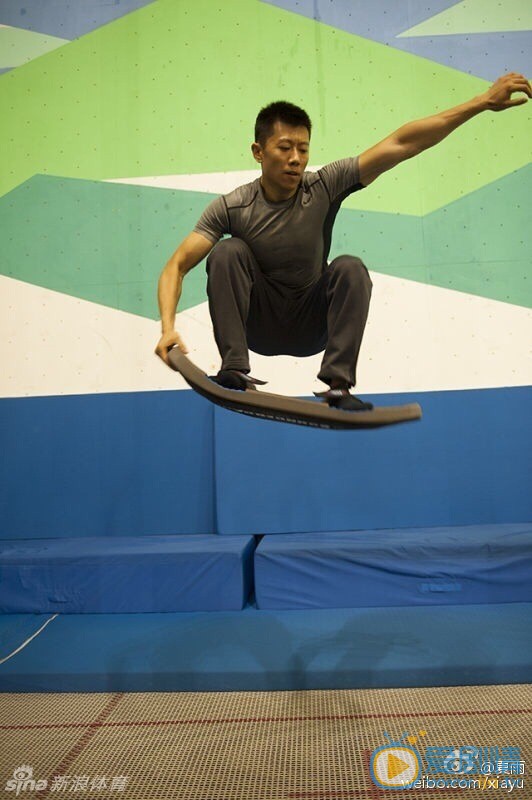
[359,74,527,191]
[395,93,490,155]
[158,261,183,334]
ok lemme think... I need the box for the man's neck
[260,176,298,203]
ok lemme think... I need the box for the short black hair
[254,101,312,147]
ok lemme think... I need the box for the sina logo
[370,730,424,790]
[5,765,47,795]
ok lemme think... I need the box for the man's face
[253,120,310,193]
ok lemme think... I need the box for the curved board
[167,348,422,430]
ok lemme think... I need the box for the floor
[0,683,530,799]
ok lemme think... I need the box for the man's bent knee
[208,236,250,260]
[330,255,372,289]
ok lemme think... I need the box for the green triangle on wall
[0,25,68,69]
[398,0,532,37]
[0,175,210,318]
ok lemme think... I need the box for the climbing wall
[0,0,530,535]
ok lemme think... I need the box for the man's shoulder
[302,168,322,190]
[223,178,260,210]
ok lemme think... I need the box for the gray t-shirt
[193,157,365,290]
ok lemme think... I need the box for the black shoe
[314,388,373,411]
[210,370,267,391]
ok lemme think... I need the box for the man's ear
[251,142,263,164]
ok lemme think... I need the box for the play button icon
[370,745,421,789]
[388,752,411,780]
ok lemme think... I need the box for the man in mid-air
[156,73,529,411]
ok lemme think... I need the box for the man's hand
[155,330,188,365]
[483,72,531,111]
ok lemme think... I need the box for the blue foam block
[0,535,255,613]
[1,603,531,692]
[0,389,215,539]
[214,387,532,534]
[254,524,532,609]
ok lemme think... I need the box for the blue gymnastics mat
[1,603,531,692]
[214,386,532,535]
[0,535,255,613]
[0,389,215,539]
[254,524,532,610]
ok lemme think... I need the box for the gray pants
[206,237,372,387]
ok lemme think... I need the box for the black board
[167,348,422,430]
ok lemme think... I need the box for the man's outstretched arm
[358,72,531,187]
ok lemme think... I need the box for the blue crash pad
[254,524,532,610]
[0,535,255,613]
[1,602,531,692]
